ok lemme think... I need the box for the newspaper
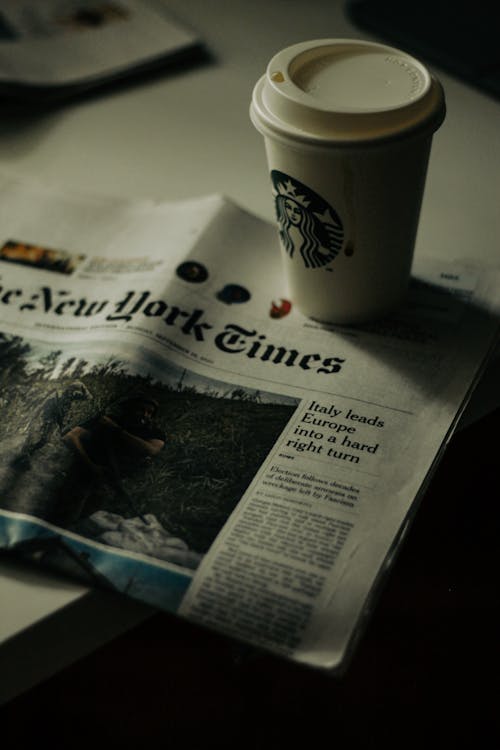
[0,171,498,672]
[0,0,202,100]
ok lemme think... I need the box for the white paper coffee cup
[250,39,446,324]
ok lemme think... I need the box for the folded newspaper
[0,0,203,100]
[0,172,498,672]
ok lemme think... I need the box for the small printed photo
[0,240,85,275]
[176,261,209,284]
[270,298,292,319]
[216,283,251,305]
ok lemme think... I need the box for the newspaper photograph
[0,171,498,671]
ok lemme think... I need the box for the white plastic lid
[251,39,445,147]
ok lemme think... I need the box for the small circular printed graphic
[270,298,292,319]
[176,261,208,283]
[216,284,251,305]
[271,170,344,269]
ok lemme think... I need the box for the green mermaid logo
[271,171,344,269]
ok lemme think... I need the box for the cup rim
[251,38,446,148]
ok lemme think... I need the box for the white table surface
[1,0,499,703]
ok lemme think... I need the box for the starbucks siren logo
[271,170,344,269]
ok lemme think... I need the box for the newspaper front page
[0,172,498,671]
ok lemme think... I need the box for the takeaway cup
[250,39,446,324]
